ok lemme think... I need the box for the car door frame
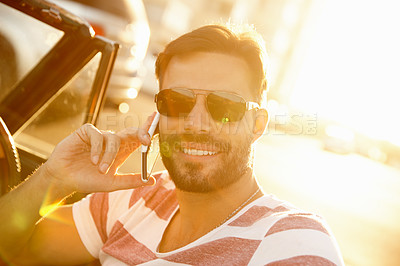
[0,0,119,184]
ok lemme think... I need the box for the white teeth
[183,148,217,156]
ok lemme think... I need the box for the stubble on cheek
[159,131,254,193]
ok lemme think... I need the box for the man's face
[158,52,257,193]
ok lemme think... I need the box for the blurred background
[2,0,399,265]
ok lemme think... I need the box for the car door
[0,0,119,194]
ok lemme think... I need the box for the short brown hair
[155,24,269,106]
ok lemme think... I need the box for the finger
[142,112,157,131]
[138,128,151,146]
[119,127,150,147]
[139,112,158,145]
[118,113,157,147]
[98,132,121,174]
[84,124,104,165]
[110,173,156,190]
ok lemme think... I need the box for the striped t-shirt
[72,172,344,265]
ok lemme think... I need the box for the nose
[183,95,212,133]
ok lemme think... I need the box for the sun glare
[290,0,400,146]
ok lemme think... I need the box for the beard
[159,132,254,193]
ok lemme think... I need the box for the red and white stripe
[73,171,344,265]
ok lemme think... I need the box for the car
[0,0,150,115]
[0,2,63,100]
[0,0,119,195]
[51,0,150,109]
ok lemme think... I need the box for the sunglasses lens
[156,89,195,117]
[207,92,246,122]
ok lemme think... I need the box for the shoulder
[242,195,344,265]
[71,171,177,258]
[73,171,176,221]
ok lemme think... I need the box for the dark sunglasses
[155,88,259,123]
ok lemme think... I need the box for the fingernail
[99,163,109,174]
[144,177,156,186]
[92,155,99,165]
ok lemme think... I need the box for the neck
[176,171,261,237]
[159,171,263,253]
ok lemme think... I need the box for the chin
[163,153,250,193]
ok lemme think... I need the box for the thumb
[110,173,156,191]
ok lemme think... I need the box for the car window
[0,3,63,102]
[12,52,102,158]
[67,0,142,21]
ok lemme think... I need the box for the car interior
[0,0,119,196]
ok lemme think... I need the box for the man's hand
[0,114,159,264]
[43,113,158,195]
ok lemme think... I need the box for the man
[0,24,344,265]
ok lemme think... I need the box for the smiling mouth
[182,148,218,156]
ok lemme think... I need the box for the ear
[252,108,268,143]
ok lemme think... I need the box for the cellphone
[141,112,160,182]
